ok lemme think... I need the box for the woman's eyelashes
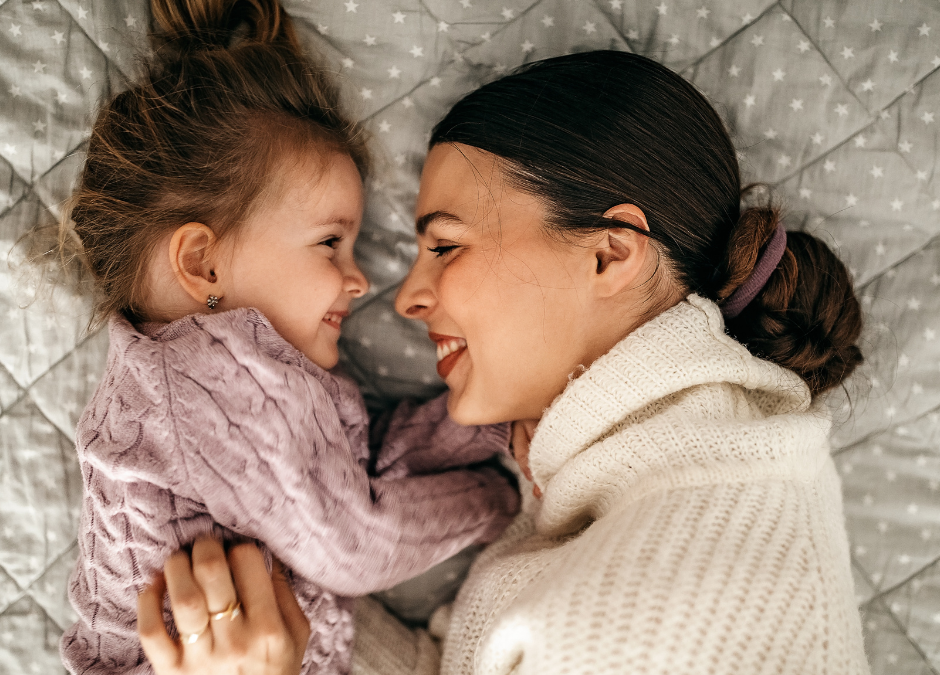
[427,244,460,258]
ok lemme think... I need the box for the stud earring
[207,295,220,310]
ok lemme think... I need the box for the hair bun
[151,0,299,55]
[720,205,863,397]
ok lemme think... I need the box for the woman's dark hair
[431,50,861,398]
[63,0,368,325]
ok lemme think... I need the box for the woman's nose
[345,262,370,298]
[395,264,436,319]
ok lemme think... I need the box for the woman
[137,51,869,674]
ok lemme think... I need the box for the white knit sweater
[353,295,869,675]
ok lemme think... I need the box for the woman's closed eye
[427,244,460,258]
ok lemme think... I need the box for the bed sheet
[0,0,938,673]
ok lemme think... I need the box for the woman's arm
[137,538,308,675]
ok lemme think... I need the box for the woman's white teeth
[436,338,467,362]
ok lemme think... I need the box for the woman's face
[396,144,646,425]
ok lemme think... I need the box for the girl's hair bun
[717,197,863,398]
[151,0,299,56]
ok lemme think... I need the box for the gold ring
[210,600,242,622]
[179,622,208,645]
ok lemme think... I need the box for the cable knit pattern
[420,295,868,675]
[61,308,518,675]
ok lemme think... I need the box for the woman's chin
[446,386,510,427]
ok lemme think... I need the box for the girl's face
[220,152,368,369]
[396,144,633,425]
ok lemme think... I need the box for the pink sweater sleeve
[163,318,519,597]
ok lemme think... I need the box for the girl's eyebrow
[416,210,463,235]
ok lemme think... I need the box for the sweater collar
[528,295,827,535]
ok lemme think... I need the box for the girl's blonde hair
[65,0,368,325]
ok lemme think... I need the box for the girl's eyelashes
[427,244,460,258]
[319,236,342,249]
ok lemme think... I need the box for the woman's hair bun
[718,197,863,398]
[151,0,299,55]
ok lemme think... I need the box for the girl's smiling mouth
[430,332,468,379]
[322,311,348,330]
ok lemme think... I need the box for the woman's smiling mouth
[430,332,468,379]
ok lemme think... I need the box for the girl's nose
[395,264,436,319]
[345,263,370,298]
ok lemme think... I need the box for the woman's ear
[168,223,222,306]
[592,204,652,297]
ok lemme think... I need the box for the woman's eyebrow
[416,210,463,235]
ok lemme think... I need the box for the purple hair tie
[720,222,787,319]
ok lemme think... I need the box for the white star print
[583,22,597,35]
[410,45,424,58]
[80,66,92,79]
[31,0,45,10]
[824,160,836,172]
[362,35,377,46]
[869,19,882,32]
[542,16,554,27]
[932,274,940,285]
[933,56,940,68]
[840,46,855,59]
[823,17,835,29]
[9,85,21,96]
[918,23,931,37]
[437,21,449,32]
[429,77,442,87]
[875,242,886,255]
[656,3,668,16]
[834,104,849,117]
[341,58,354,69]
[797,40,810,53]
[899,140,912,152]
[360,88,373,100]
[501,8,515,20]
[378,120,391,133]
[125,15,136,27]
[891,199,903,211]
[811,133,823,145]
[610,0,623,9]
[933,199,940,210]
[667,34,679,45]
[2,143,16,155]
[819,74,832,86]
[77,6,88,19]
[315,25,327,35]
[750,35,764,47]
[741,13,753,25]
[860,79,875,92]
[392,12,405,23]
[33,60,46,73]
[778,155,791,167]
[709,37,720,47]
[401,97,414,108]
[387,66,401,79]
[628,29,639,40]
[480,32,491,42]
[764,128,777,139]
[728,65,740,77]
[344,0,358,12]
[870,165,883,178]
[921,112,935,124]
[789,99,803,111]
[916,170,928,181]
[56,90,68,104]
[743,94,756,107]
[887,50,899,63]
[32,120,45,133]
[772,69,786,81]
[460,0,472,7]
[52,30,65,44]
[697,7,709,19]
[854,135,867,148]
[521,40,534,53]
[925,327,936,340]
[800,188,811,199]
[845,194,858,207]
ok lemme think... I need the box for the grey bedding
[0,0,938,672]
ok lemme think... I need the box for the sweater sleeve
[163,335,520,598]
[373,393,512,479]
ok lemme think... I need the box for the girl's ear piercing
[207,295,220,310]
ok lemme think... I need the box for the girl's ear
[168,223,222,306]
[592,204,652,297]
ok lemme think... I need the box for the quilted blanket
[0,0,938,673]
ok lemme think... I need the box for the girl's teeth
[436,338,467,362]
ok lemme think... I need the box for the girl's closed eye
[319,235,343,249]
[427,243,460,258]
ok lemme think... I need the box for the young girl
[59,1,519,673]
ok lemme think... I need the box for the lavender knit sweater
[61,308,518,675]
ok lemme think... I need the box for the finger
[272,559,311,655]
[163,551,212,655]
[227,543,281,625]
[191,538,242,641]
[138,573,181,672]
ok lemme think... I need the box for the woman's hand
[137,538,310,675]
[510,419,541,499]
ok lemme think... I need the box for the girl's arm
[372,392,512,478]
[166,355,519,598]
